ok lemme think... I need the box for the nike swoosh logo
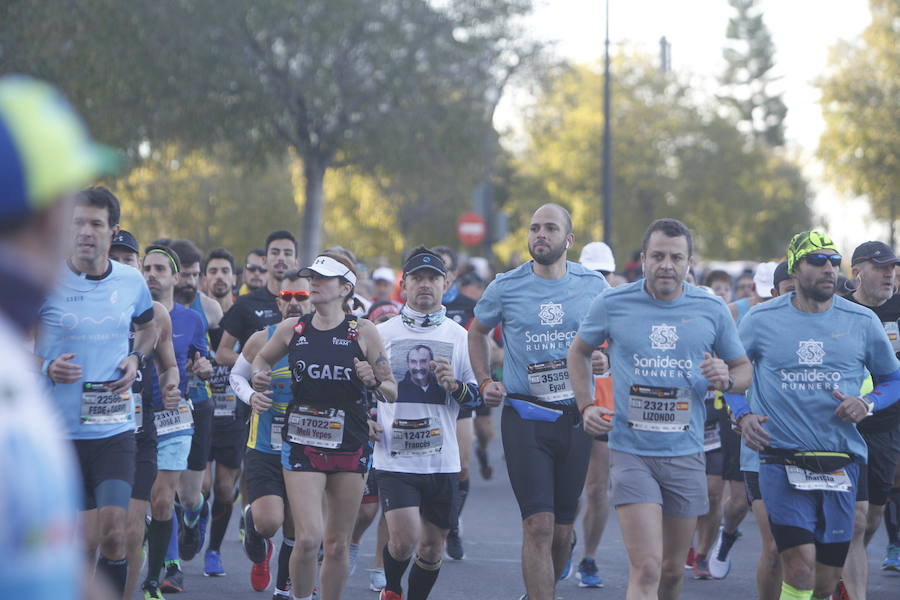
[173,333,184,338]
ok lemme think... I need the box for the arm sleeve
[454,330,481,408]
[229,354,254,405]
[724,392,751,421]
[577,293,610,348]
[473,279,503,329]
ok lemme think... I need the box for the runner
[569,218,751,600]
[733,271,754,301]
[240,248,267,295]
[883,462,900,570]
[468,203,609,600]
[373,247,480,600]
[36,186,157,596]
[839,241,900,600]
[734,231,900,600]
[200,247,244,577]
[734,260,793,600]
[704,270,733,302]
[230,269,312,595]
[0,74,116,600]
[138,244,212,598]
[108,231,182,600]
[372,267,397,304]
[251,252,397,600]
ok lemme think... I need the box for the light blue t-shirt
[578,280,746,456]
[474,261,609,406]
[739,293,900,462]
[37,261,154,440]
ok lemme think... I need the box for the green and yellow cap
[786,230,838,274]
[0,75,120,221]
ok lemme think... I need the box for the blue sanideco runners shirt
[577,281,746,456]
[474,261,609,406]
[37,260,154,439]
[739,293,900,462]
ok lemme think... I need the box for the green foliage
[818,0,900,223]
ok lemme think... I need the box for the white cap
[753,262,778,299]
[579,242,616,273]
[299,255,358,285]
[371,267,395,283]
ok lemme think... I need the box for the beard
[529,241,567,266]
[210,283,231,299]
[799,277,835,303]
[174,284,197,304]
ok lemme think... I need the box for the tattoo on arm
[374,354,392,380]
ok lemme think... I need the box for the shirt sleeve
[577,292,610,347]
[865,311,900,376]
[131,277,154,324]
[713,301,746,362]
[456,329,477,385]
[737,312,758,362]
[220,301,247,342]
[473,278,503,329]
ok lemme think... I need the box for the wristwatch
[366,376,383,391]
[861,396,875,416]
[128,351,145,370]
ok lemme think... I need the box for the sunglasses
[804,253,842,268]
[245,265,268,273]
[278,291,310,301]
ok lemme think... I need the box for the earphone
[565,241,571,249]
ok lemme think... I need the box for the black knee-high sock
[382,545,411,595]
[97,555,128,594]
[886,487,900,546]
[146,518,173,584]
[276,538,294,590]
[208,497,233,552]
[407,556,441,600]
[456,476,470,520]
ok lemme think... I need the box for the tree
[818,0,900,242]
[496,59,811,263]
[0,0,539,263]
[719,0,788,147]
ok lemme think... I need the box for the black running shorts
[377,470,459,530]
[245,449,286,504]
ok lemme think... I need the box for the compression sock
[276,538,294,590]
[165,509,180,564]
[407,555,442,600]
[382,545,411,595]
[779,581,812,600]
[716,529,740,560]
[97,555,128,595]
[885,487,900,545]
[146,518,173,583]
[208,496,232,552]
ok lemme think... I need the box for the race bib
[884,321,900,354]
[213,390,237,418]
[391,417,443,457]
[270,414,285,451]
[527,359,572,403]
[80,382,132,425]
[703,422,721,452]
[286,406,345,449]
[628,384,691,432]
[154,400,194,436]
[785,465,852,492]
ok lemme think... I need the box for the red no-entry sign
[457,211,486,246]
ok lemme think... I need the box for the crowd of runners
[3,76,900,600]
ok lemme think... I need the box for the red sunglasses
[278,291,310,301]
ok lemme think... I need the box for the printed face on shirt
[406,345,434,388]
[70,205,116,265]
[642,231,690,300]
[143,252,176,301]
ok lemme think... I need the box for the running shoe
[684,546,696,569]
[558,529,577,580]
[160,563,184,593]
[379,590,402,600]
[204,549,225,577]
[882,543,900,571]
[476,446,493,480]
[692,555,712,580]
[445,528,465,560]
[832,578,850,600]
[575,557,604,588]
[272,588,291,599]
[238,512,245,543]
[142,581,166,600]
[367,568,387,592]
[709,527,737,579]
[242,505,268,564]
[349,542,360,575]
[250,539,274,592]
[178,500,208,562]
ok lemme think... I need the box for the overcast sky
[498,0,884,254]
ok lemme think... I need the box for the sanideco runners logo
[781,339,839,390]
[650,324,678,351]
[525,302,573,351]
[633,323,692,378]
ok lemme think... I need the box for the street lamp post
[602,0,613,249]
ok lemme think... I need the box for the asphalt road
[144,441,899,600]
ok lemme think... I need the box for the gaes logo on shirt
[649,324,678,351]
[539,303,564,326]
[796,339,825,366]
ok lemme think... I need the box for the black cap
[111,229,139,254]
[402,248,447,276]
[773,261,790,291]
[851,241,899,266]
